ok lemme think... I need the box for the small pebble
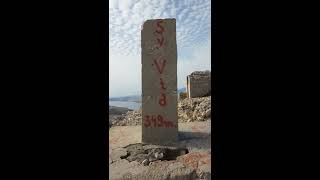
[142,159,149,166]
[149,156,156,162]
[155,152,163,159]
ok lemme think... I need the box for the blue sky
[109,0,211,97]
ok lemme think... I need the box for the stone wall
[187,71,211,98]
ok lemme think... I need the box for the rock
[142,159,149,166]
[110,148,128,162]
[176,151,211,179]
[204,109,211,118]
[133,161,197,180]
[177,96,211,123]
[109,159,148,180]
[155,152,163,159]
[110,160,198,180]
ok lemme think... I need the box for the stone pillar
[141,18,178,144]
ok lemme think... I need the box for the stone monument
[141,18,178,144]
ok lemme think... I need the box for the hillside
[109,106,133,128]
[109,95,141,102]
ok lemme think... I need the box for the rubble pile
[178,96,211,122]
[112,109,142,126]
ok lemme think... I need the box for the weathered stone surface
[141,18,178,145]
[141,94,178,144]
[187,71,211,98]
[110,147,128,162]
[109,159,148,180]
[176,152,211,179]
[190,71,210,76]
[132,161,197,180]
[142,159,150,166]
[121,143,189,164]
[176,152,210,169]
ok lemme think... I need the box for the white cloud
[109,0,211,56]
[109,0,211,96]
[118,0,134,11]
[109,0,118,9]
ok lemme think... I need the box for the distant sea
[109,101,141,110]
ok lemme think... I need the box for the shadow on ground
[178,131,211,150]
[178,131,211,140]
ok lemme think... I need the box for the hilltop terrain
[109,95,213,180]
[110,96,212,127]
[109,106,133,128]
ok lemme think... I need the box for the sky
[109,0,211,97]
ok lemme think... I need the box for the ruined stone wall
[187,71,211,98]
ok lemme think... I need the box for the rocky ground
[109,106,133,128]
[108,96,214,180]
[178,96,212,122]
[110,96,213,127]
[109,121,212,180]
